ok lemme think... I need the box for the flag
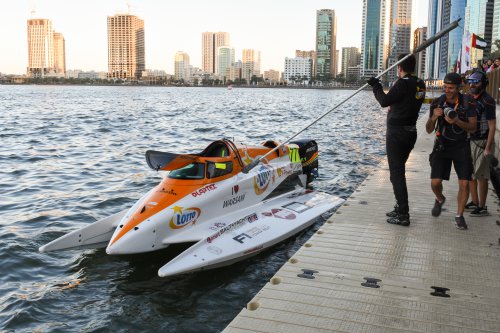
[459,31,472,73]
[472,34,487,49]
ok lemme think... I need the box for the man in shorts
[465,70,496,216]
[425,72,477,230]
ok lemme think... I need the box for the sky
[0,0,429,75]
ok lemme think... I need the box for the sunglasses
[467,79,481,84]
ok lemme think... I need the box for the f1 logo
[233,233,252,244]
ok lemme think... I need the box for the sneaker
[431,196,446,217]
[454,216,468,230]
[386,205,399,218]
[465,201,478,211]
[387,214,410,226]
[469,206,489,217]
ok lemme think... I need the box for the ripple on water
[0,86,388,333]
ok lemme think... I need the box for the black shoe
[469,206,489,217]
[454,216,468,230]
[431,196,446,217]
[387,214,410,226]
[465,201,478,211]
[386,205,400,218]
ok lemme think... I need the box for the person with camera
[425,72,477,230]
[464,70,497,217]
[367,54,426,226]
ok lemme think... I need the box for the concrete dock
[223,116,500,333]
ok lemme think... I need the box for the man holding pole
[367,54,426,226]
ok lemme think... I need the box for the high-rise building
[360,0,391,77]
[426,0,466,79]
[315,9,337,79]
[296,50,316,77]
[27,18,65,77]
[388,0,412,81]
[53,32,66,74]
[202,32,230,74]
[242,49,261,81]
[341,47,360,76]
[414,27,427,78]
[217,46,235,79]
[492,0,500,52]
[107,14,145,80]
[174,51,190,81]
[465,0,494,56]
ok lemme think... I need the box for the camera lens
[444,107,457,119]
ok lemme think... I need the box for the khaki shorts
[470,140,494,180]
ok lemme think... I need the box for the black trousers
[386,125,417,214]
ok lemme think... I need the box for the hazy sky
[0,0,429,75]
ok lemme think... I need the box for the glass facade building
[315,9,337,80]
[425,0,465,78]
[361,0,390,77]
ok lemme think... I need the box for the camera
[443,106,457,119]
[485,154,499,168]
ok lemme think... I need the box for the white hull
[158,189,343,277]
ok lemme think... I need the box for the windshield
[168,163,205,179]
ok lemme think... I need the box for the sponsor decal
[207,245,223,255]
[223,194,246,208]
[169,206,201,229]
[282,202,312,213]
[233,233,252,244]
[209,222,227,231]
[306,146,316,153]
[277,166,295,178]
[286,189,313,199]
[262,208,296,220]
[232,185,239,195]
[245,227,263,238]
[254,164,272,195]
[243,245,264,255]
[206,213,258,243]
[192,183,217,197]
[159,188,177,196]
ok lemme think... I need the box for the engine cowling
[289,139,318,184]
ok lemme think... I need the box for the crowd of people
[367,54,497,230]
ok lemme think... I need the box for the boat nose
[106,218,158,255]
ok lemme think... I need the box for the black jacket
[372,74,426,126]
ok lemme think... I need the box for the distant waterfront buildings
[493,0,500,52]
[202,32,230,74]
[263,69,281,84]
[341,47,360,77]
[387,0,412,81]
[107,13,145,80]
[426,0,465,79]
[242,49,261,81]
[360,0,391,78]
[174,51,190,81]
[296,50,316,78]
[284,57,313,83]
[315,9,338,79]
[464,0,494,57]
[413,28,427,79]
[27,18,66,77]
[217,46,235,80]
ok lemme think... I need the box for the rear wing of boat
[145,150,201,171]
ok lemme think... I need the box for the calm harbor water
[1,85,389,332]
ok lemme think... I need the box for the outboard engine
[290,139,319,184]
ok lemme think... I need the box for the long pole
[242,18,461,174]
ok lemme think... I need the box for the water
[0,85,388,332]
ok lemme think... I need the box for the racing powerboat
[39,139,343,277]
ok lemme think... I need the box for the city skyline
[0,0,429,75]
